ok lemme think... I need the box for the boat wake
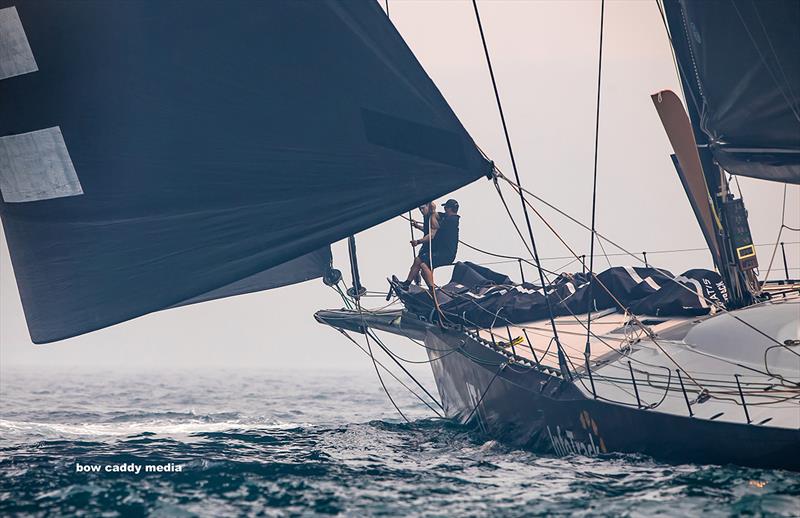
[0,415,306,441]
[2,368,798,517]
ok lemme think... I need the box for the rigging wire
[357,296,410,423]
[336,328,443,417]
[371,332,462,366]
[495,171,649,267]
[762,185,799,287]
[471,0,569,378]
[444,240,800,266]
[584,0,605,382]
[344,286,797,410]
[490,178,536,261]
[480,164,797,387]
[338,0,798,414]
[497,178,584,273]
[763,184,789,283]
[498,167,796,352]
[365,329,445,414]
[347,233,411,422]
[463,361,508,425]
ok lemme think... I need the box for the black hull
[425,328,800,472]
[314,309,800,472]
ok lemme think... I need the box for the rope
[585,0,605,392]
[368,328,461,366]
[408,211,416,262]
[498,178,585,272]
[471,0,568,378]
[490,178,536,261]
[463,361,508,425]
[365,329,445,414]
[348,237,411,422]
[359,299,410,423]
[332,0,799,419]
[506,174,796,387]
[353,283,796,408]
[336,328,442,417]
[763,184,788,283]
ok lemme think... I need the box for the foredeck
[475,293,800,429]
[476,309,693,372]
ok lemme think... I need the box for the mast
[656,0,800,307]
[652,90,755,307]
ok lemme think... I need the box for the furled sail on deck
[0,1,492,343]
[395,262,729,328]
[661,0,800,184]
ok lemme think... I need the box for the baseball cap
[443,199,459,210]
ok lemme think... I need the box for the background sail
[662,0,800,184]
[0,0,491,343]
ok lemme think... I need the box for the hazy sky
[1,0,798,373]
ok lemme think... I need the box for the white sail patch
[0,6,38,80]
[624,266,644,285]
[643,276,661,291]
[625,266,661,290]
[675,275,709,309]
[0,127,83,203]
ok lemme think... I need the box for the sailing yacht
[317,0,800,470]
[0,0,797,470]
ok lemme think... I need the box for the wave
[0,416,307,438]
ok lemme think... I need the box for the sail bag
[396,262,729,327]
[0,1,491,342]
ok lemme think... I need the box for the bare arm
[412,214,438,245]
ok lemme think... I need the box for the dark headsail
[662,0,800,184]
[0,1,491,343]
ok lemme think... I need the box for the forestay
[0,1,491,343]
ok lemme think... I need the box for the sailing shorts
[420,251,454,269]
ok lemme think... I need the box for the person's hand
[410,239,418,246]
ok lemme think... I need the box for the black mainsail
[661,0,800,185]
[0,1,491,343]
[657,0,800,305]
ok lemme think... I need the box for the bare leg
[420,263,435,289]
[405,257,423,283]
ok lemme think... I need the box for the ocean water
[1,367,798,517]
